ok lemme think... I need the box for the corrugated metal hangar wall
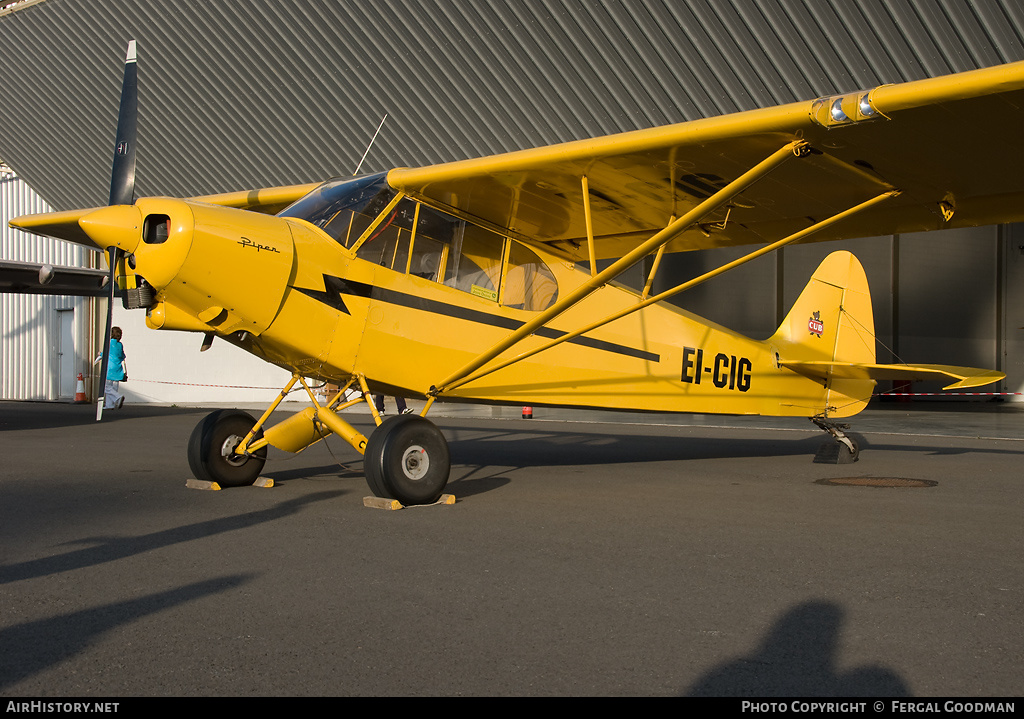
[2,0,1024,403]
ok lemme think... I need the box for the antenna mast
[353,114,388,175]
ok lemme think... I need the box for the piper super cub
[11,43,1024,505]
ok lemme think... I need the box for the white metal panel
[0,174,94,400]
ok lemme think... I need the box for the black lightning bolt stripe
[292,275,372,314]
[291,274,660,363]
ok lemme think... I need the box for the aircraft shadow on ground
[682,599,911,697]
[0,491,343,586]
[265,421,1022,499]
[439,424,1022,467]
[0,402,208,432]
[278,424,835,498]
[262,460,364,483]
[0,574,251,692]
[447,426,824,466]
[441,427,828,498]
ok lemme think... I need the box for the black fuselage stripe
[292,276,661,363]
[368,286,660,363]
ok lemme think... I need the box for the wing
[189,182,320,213]
[388,61,1024,261]
[0,259,109,296]
[8,182,318,248]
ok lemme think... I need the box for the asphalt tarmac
[1,399,1021,697]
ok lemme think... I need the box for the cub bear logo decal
[808,311,824,337]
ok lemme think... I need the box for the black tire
[813,436,860,465]
[364,414,450,505]
[187,409,267,487]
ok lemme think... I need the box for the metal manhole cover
[815,477,937,488]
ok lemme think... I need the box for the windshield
[278,172,394,247]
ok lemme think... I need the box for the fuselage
[103,173,859,417]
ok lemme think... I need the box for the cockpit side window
[444,224,504,302]
[354,198,416,269]
[299,185,558,311]
[408,204,457,283]
[503,242,558,311]
[409,235,445,282]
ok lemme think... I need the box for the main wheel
[364,414,450,505]
[187,409,267,487]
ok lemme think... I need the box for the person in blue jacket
[105,327,127,409]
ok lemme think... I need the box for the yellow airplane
[10,43,1024,505]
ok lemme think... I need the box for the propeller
[96,40,138,421]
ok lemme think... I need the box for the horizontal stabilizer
[782,361,1005,391]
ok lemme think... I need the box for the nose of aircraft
[78,204,143,254]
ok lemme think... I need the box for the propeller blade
[97,40,136,419]
[96,247,120,421]
[108,40,138,207]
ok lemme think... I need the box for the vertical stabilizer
[769,251,876,416]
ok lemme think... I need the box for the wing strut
[581,175,597,277]
[429,140,811,397]
[436,189,899,395]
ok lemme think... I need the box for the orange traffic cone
[74,373,88,404]
[522,406,533,419]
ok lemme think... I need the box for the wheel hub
[401,445,429,480]
[221,434,247,467]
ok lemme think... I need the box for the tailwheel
[188,409,267,487]
[364,414,450,505]
[813,435,860,464]
[810,415,860,464]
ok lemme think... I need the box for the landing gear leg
[811,415,859,464]
[206,372,452,503]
